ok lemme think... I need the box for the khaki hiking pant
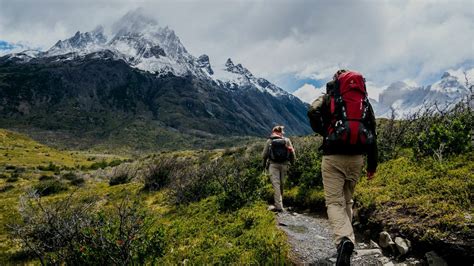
[322,154,364,246]
[269,163,288,210]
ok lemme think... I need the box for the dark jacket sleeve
[366,102,378,172]
[307,94,329,136]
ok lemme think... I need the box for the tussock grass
[355,151,474,241]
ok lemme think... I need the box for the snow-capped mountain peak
[374,68,473,118]
[211,58,291,98]
[430,71,468,94]
[196,54,213,75]
[45,26,107,57]
[4,10,296,100]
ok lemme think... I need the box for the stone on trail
[370,239,381,249]
[355,248,382,256]
[379,231,395,248]
[394,237,411,255]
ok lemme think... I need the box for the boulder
[379,231,395,248]
[370,239,381,249]
[394,237,411,255]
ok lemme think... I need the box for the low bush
[215,158,265,211]
[167,158,221,205]
[6,173,19,182]
[9,192,166,265]
[89,160,108,170]
[142,157,187,191]
[61,172,78,181]
[109,164,136,186]
[33,180,68,196]
[108,159,123,167]
[413,116,472,159]
[0,184,14,193]
[287,136,323,189]
[38,175,55,181]
[165,151,265,211]
[69,177,85,186]
[37,162,60,172]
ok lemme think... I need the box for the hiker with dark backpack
[262,125,296,212]
[308,70,378,266]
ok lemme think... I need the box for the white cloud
[365,81,388,102]
[0,0,472,89]
[292,83,324,104]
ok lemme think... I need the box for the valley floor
[1,128,472,264]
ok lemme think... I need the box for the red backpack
[326,71,374,146]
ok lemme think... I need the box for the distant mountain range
[0,10,311,149]
[292,69,473,118]
[373,69,473,117]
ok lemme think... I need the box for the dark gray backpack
[269,138,289,163]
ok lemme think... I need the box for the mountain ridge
[0,10,311,150]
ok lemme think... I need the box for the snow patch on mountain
[210,58,291,97]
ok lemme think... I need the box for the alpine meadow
[0,2,473,265]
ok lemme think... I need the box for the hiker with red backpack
[262,125,296,212]
[308,70,378,266]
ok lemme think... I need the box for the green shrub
[167,158,222,205]
[9,193,166,265]
[108,159,123,167]
[89,160,108,170]
[37,162,60,172]
[14,167,26,173]
[0,184,14,193]
[61,172,78,180]
[0,173,8,179]
[33,180,68,196]
[287,136,323,189]
[6,173,19,182]
[69,177,85,186]
[109,165,136,186]
[38,175,55,181]
[166,148,265,209]
[216,158,265,211]
[414,117,472,159]
[143,157,186,191]
[109,173,132,186]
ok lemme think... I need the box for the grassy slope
[355,151,473,245]
[0,129,94,168]
[0,129,288,264]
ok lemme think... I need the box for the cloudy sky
[1,0,473,97]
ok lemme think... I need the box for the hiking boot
[336,237,354,266]
[274,207,285,213]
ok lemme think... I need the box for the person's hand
[367,171,375,180]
